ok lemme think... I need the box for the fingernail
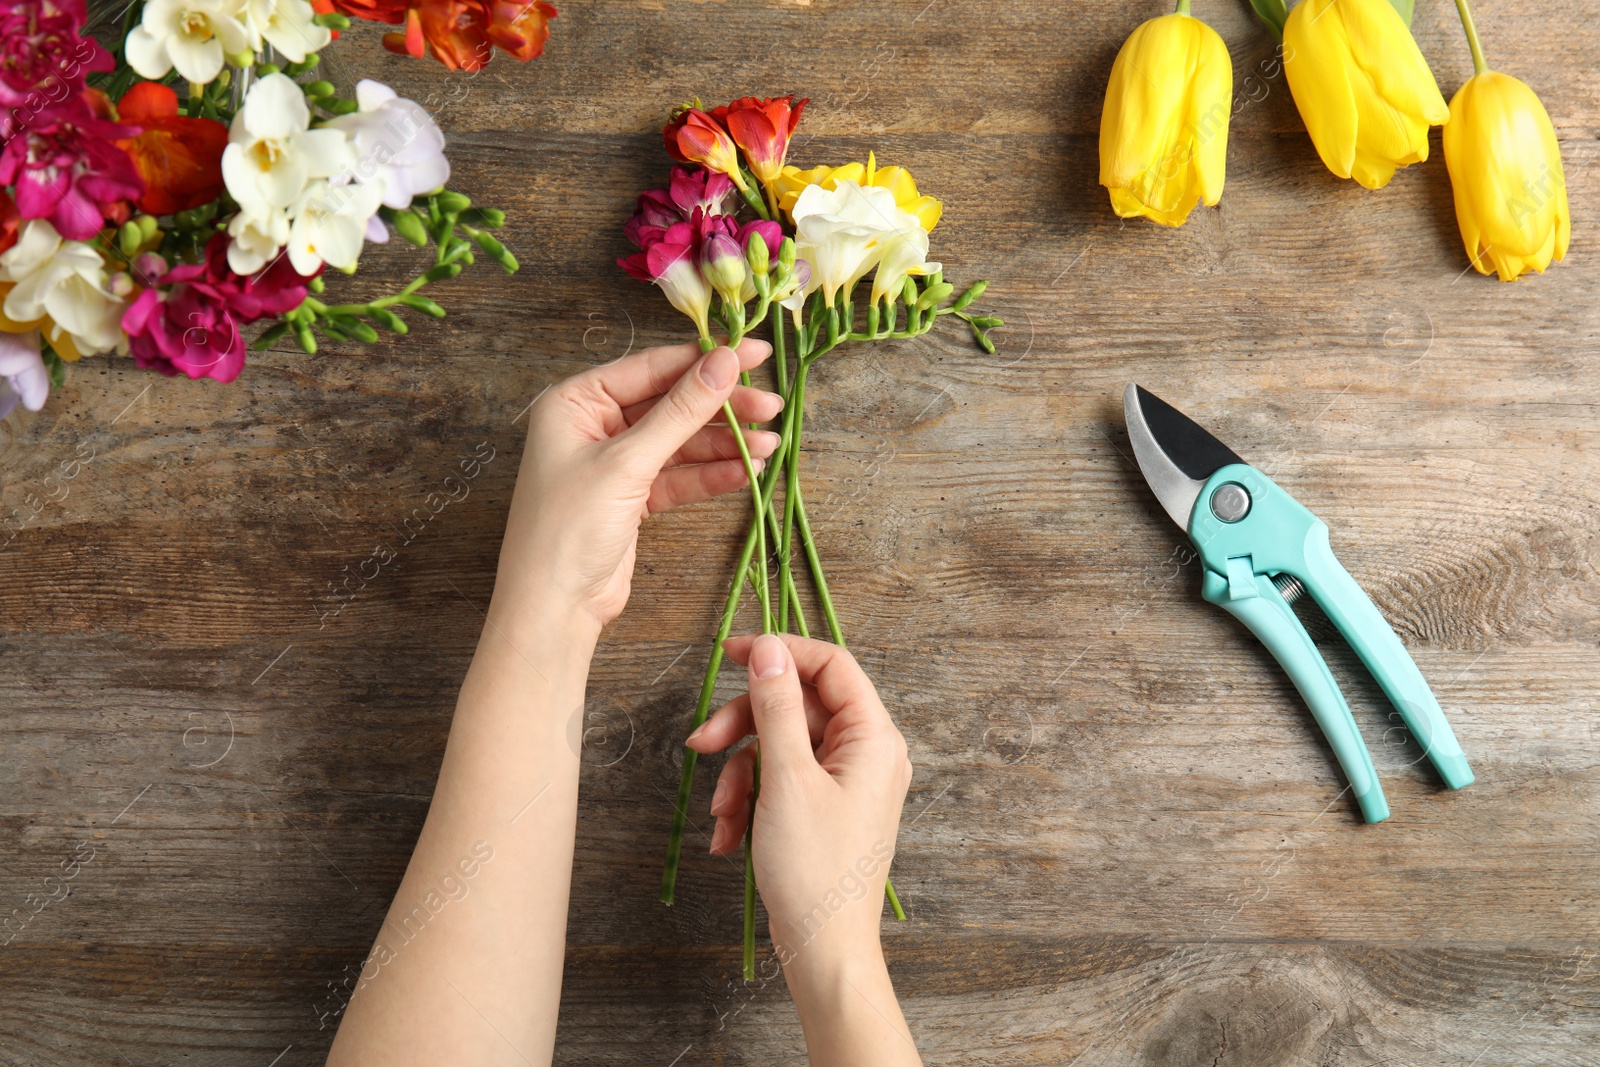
[699,347,738,390]
[750,633,787,680]
[708,819,724,853]
[686,721,706,744]
[756,430,781,451]
[751,457,765,474]
[711,779,727,813]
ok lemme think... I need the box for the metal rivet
[1211,482,1251,523]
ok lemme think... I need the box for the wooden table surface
[3,1,1598,1063]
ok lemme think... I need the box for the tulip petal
[1285,0,1360,180]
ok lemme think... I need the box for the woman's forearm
[327,585,599,1067]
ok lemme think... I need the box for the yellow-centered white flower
[240,0,330,63]
[288,179,386,275]
[790,180,937,307]
[126,0,252,84]
[0,220,126,357]
[223,73,353,214]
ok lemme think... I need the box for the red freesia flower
[483,0,556,61]
[331,0,555,72]
[114,82,227,216]
[713,96,807,185]
[662,108,743,186]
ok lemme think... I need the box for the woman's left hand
[494,338,782,632]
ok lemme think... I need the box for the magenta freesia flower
[623,167,736,249]
[618,219,712,338]
[0,0,113,116]
[121,234,315,383]
[0,99,143,240]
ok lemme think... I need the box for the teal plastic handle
[1299,527,1474,789]
[1188,463,1474,805]
[1202,568,1390,823]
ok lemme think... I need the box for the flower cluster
[626,96,1001,982]
[1099,0,1569,281]
[0,0,518,417]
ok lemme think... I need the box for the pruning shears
[1123,385,1474,823]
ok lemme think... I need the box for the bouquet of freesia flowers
[0,0,523,420]
[623,95,1001,978]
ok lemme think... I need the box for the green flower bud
[745,234,770,277]
[117,221,143,257]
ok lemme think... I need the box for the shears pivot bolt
[1211,482,1252,523]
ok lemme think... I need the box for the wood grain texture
[3,1,1598,1063]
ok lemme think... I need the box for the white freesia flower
[126,0,252,84]
[327,80,451,210]
[0,220,126,357]
[240,0,331,63]
[870,225,940,306]
[226,207,292,275]
[223,73,353,213]
[0,330,49,419]
[288,178,385,275]
[789,180,936,307]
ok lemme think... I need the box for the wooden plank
[2,0,1597,1062]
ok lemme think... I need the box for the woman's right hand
[686,633,921,1064]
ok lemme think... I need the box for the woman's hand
[494,339,782,632]
[686,633,921,1064]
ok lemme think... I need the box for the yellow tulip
[1283,0,1449,189]
[1443,72,1570,282]
[1098,11,1231,227]
[774,153,944,232]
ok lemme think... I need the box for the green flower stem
[743,749,762,981]
[727,401,773,634]
[1453,0,1489,76]
[737,180,772,221]
[1175,0,1191,13]
[662,363,806,905]
[781,359,811,640]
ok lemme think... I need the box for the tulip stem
[1175,0,1190,13]
[1453,0,1489,76]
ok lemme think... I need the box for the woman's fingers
[614,346,774,474]
[622,384,783,430]
[646,458,761,514]
[723,633,889,727]
[709,742,758,855]
[582,337,771,410]
[686,688,831,755]
[667,426,780,468]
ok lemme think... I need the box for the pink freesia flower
[0,97,143,240]
[618,219,711,338]
[121,233,315,383]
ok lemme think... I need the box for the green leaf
[1387,0,1413,25]
[42,348,67,390]
[1247,0,1287,39]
